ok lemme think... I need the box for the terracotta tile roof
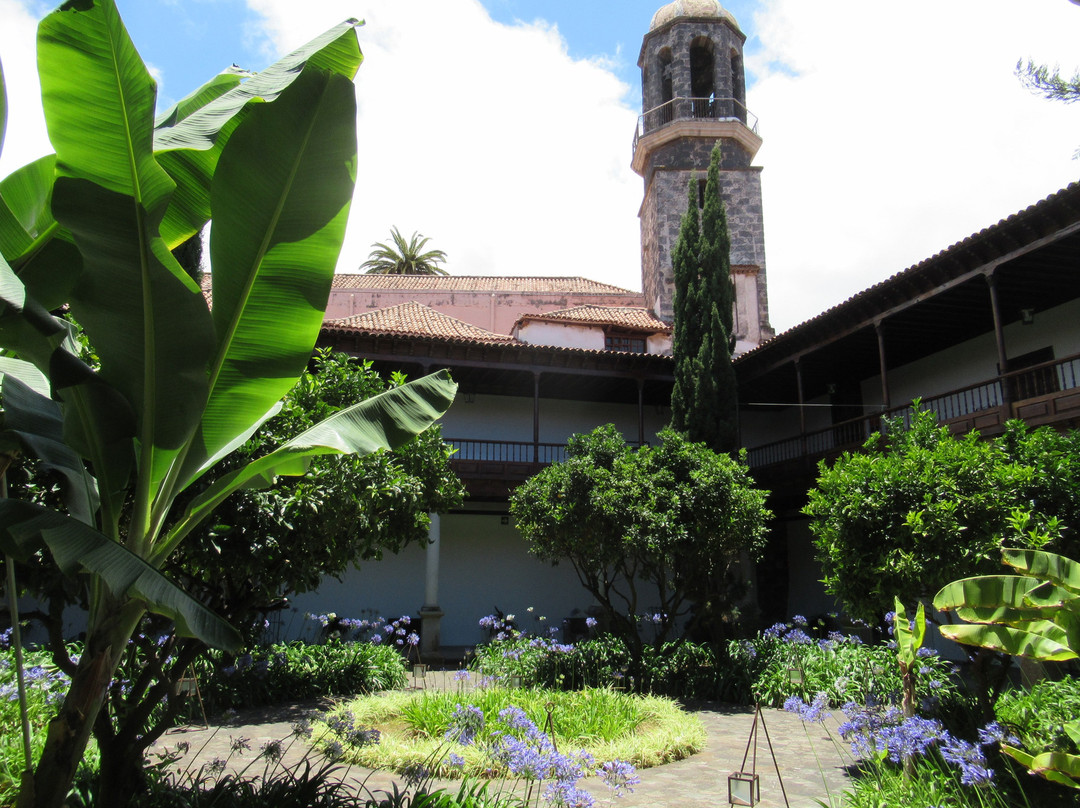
[331,274,640,295]
[516,305,671,332]
[326,302,515,344]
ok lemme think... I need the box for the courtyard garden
[2,1,1080,807]
[4,604,1080,807]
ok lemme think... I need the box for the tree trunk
[24,603,143,808]
[95,733,150,808]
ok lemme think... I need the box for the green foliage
[361,227,448,275]
[0,4,457,805]
[805,410,1080,621]
[670,142,737,455]
[997,678,1080,758]
[173,349,464,627]
[1017,58,1080,103]
[936,547,1080,788]
[190,641,407,714]
[935,547,1080,663]
[509,425,770,655]
[0,646,98,807]
[730,618,959,710]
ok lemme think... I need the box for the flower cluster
[303,612,422,651]
[324,710,381,749]
[444,704,485,746]
[441,701,638,807]
[784,691,831,724]
[835,700,1005,786]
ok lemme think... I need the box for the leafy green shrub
[732,616,960,710]
[996,677,1080,756]
[190,641,407,714]
[1,642,99,806]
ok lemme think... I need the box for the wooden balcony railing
[445,437,649,482]
[745,352,1080,470]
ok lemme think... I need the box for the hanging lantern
[727,770,760,806]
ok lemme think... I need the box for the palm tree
[360,227,449,275]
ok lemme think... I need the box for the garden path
[167,671,852,807]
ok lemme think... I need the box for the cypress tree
[670,143,738,454]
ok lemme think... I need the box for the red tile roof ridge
[515,305,671,332]
[326,301,515,343]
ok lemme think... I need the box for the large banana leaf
[1003,746,1080,790]
[1004,547,1080,594]
[894,598,926,667]
[0,369,98,524]
[154,20,362,249]
[158,370,458,561]
[0,251,71,374]
[40,0,216,496]
[0,55,6,157]
[173,66,357,491]
[0,156,82,308]
[939,622,1077,661]
[934,575,1045,616]
[0,499,240,651]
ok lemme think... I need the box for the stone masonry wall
[641,164,767,334]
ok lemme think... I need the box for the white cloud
[0,0,50,178]
[248,0,644,291]
[748,0,1080,330]
[3,0,1079,337]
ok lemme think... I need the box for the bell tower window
[689,37,715,119]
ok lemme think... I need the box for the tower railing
[633,96,759,152]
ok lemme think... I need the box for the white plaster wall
[439,395,533,442]
[784,519,839,619]
[287,513,599,647]
[646,333,673,355]
[440,395,669,445]
[515,321,605,351]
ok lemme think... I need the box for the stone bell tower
[634,0,773,354]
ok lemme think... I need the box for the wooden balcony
[745,352,1080,474]
[445,354,1080,499]
[444,437,648,498]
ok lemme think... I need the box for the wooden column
[532,372,541,463]
[986,272,1012,407]
[637,378,646,446]
[875,321,891,411]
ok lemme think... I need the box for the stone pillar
[420,513,444,662]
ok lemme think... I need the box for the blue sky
[112,1,766,111]
[3,0,1080,332]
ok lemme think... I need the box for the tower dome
[635,0,772,350]
[649,0,740,33]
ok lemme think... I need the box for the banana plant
[893,597,926,719]
[0,3,458,807]
[934,548,1080,789]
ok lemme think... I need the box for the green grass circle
[318,686,705,779]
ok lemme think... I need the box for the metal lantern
[787,666,804,685]
[729,704,791,808]
[727,771,760,806]
[411,663,428,690]
[509,674,523,688]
